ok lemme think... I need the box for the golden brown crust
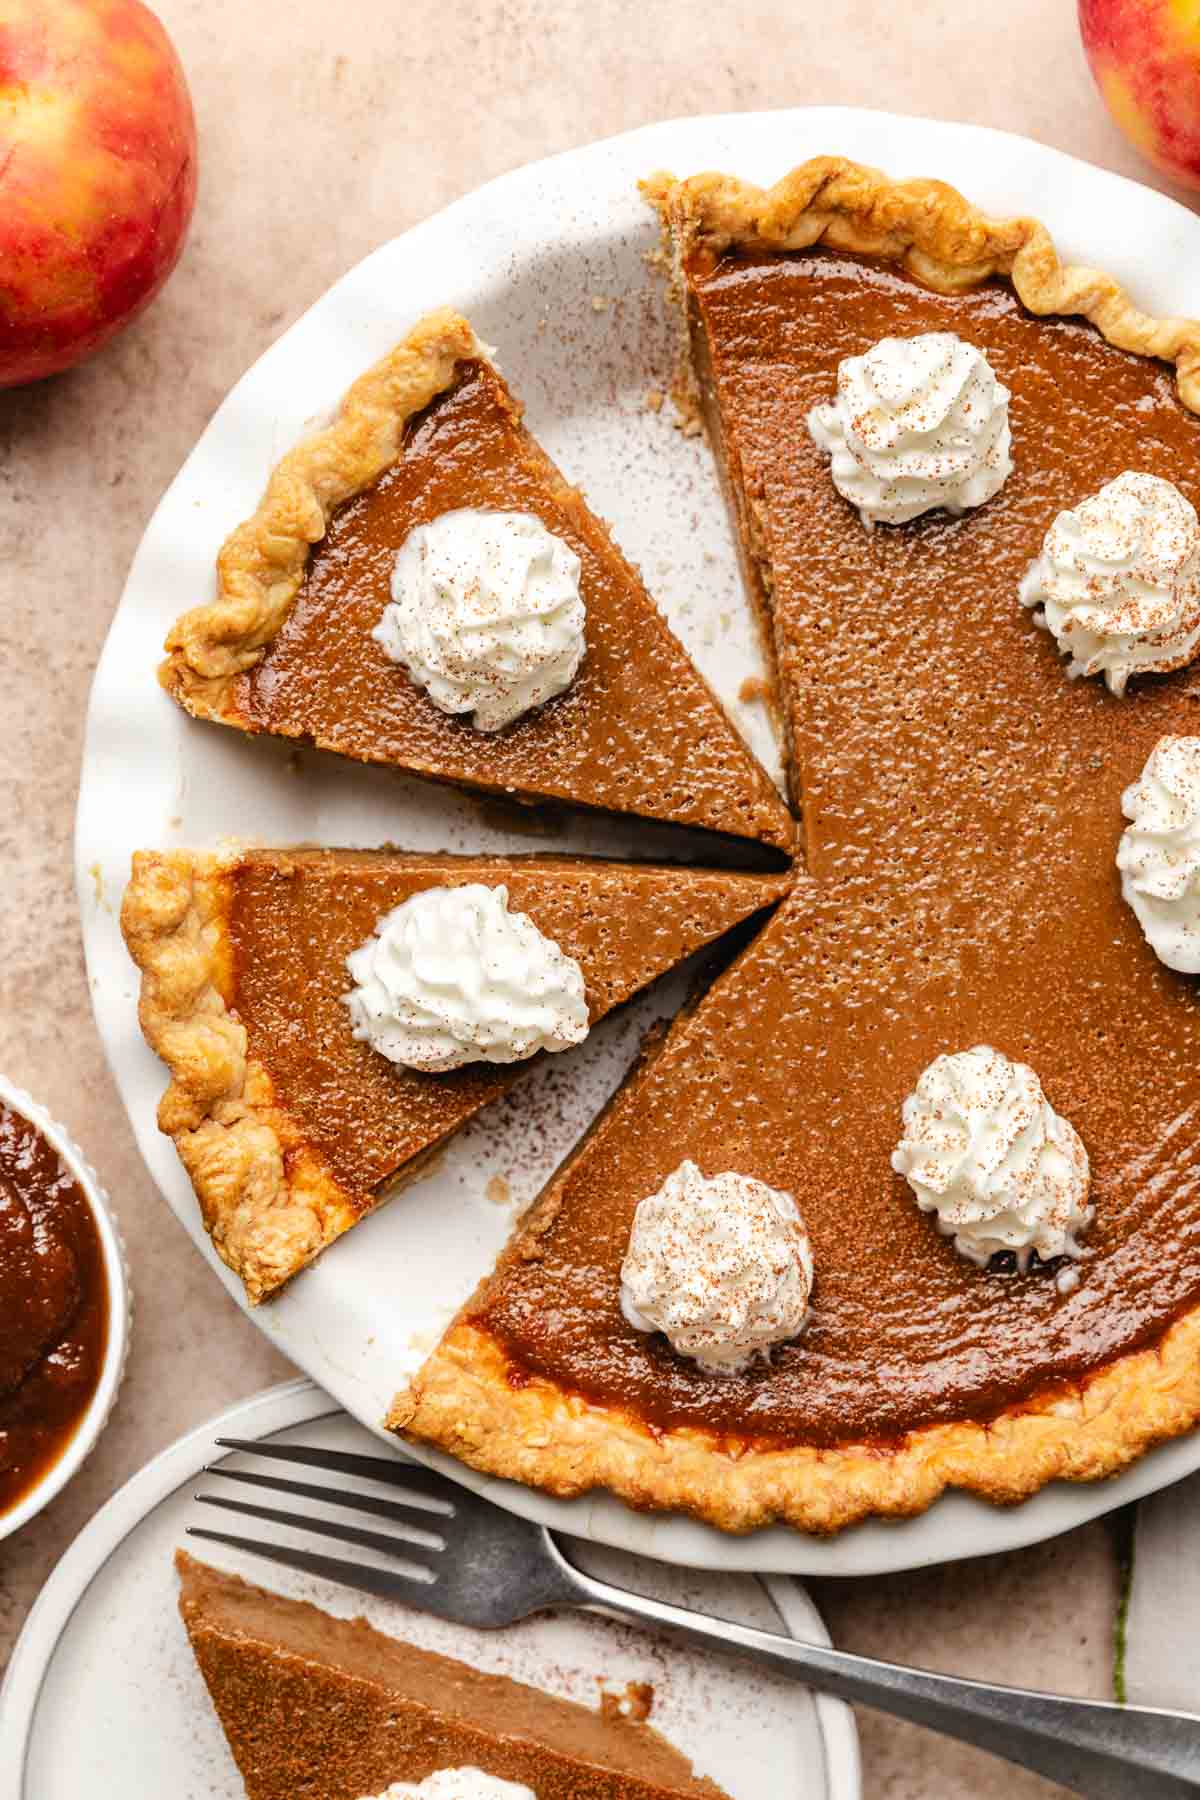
[160,308,483,716]
[643,155,1200,414]
[391,1307,1200,1536]
[120,850,359,1303]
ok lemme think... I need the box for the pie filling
[224,357,790,851]
[462,245,1200,1451]
[177,1552,728,1799]
[222,850,786,1207]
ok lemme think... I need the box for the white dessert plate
[77,105,1200,1576]
[0,1379,859,1800]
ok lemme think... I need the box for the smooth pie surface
[455,248,1200,1450]
[227,360,792,851]
[223,849,788,1205]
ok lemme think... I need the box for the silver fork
[190,1437,1200,1798]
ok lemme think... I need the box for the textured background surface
[1,2,1187,1793]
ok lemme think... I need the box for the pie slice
[176,1552,730,1800]
[391,160,1200,1533]
[121,847,787,1303]
[160,308,791,854]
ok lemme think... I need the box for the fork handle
[569,1568,1200,1796]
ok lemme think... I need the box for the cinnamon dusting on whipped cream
[620,1161,813,1372]
[892,1045,1092,1271]
[1020,471,1200,694]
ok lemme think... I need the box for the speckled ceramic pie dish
[0,1076,130,1541]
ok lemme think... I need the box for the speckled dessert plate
[77,106,1200,1575]
[0,1379,859,1800]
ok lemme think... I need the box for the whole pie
[160,308,791,855]
[122,847,786,1302]
[177,1552,730,1798]
[390,158,1200,1533]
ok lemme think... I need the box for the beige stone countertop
[2,1,1190,1793]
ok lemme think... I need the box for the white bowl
[0,1077,131,1540]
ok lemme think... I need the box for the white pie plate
[0,1379,859,1800]
[77,105,1200,1576]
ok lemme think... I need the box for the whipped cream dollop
[362,1772,535,1800]
[806,331,1013,526]
[1019,471,1200,695]
[892,1045,1092,1270]
[1118,735,1200,973]
[375,507,586,731]
[344,883,588,1072]
[620,1161,814,1373]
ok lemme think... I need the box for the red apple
[0,0,197,387]
[1079,0,1200,190]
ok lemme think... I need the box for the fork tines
[188,1437,458,1600]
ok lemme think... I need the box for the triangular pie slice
[160,308,791,854]
[176,1552,730,1800]
[391,160,1200,1533]
[122,846,787,1302]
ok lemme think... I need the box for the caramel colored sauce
[472,248,1200,1448]
[232,360,789,851]
[0,1102,108,1515]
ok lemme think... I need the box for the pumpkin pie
[390,160,1200,1532]
[159,309,791,855]
[121,847,787,1303]
[176,1552,730,1800]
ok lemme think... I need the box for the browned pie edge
[391,977,1200,1535]
[390,1308,1200,1534]
[160,307,484,713]
[121,846,502,1304]
[121,848,366,1304]
[386,159,1200,1535]
[643,154,1200,412]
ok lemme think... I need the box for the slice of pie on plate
[121,847,787,1303]
[176,1552,730,1800]
[159,308,791,855]
[390,159,1200,1533]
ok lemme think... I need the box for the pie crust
[390,159,1200,1534]
[162,308,483,709]
[392,1225,1200,1537]
[643,155,1200,411]
[121,850,357,1303]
